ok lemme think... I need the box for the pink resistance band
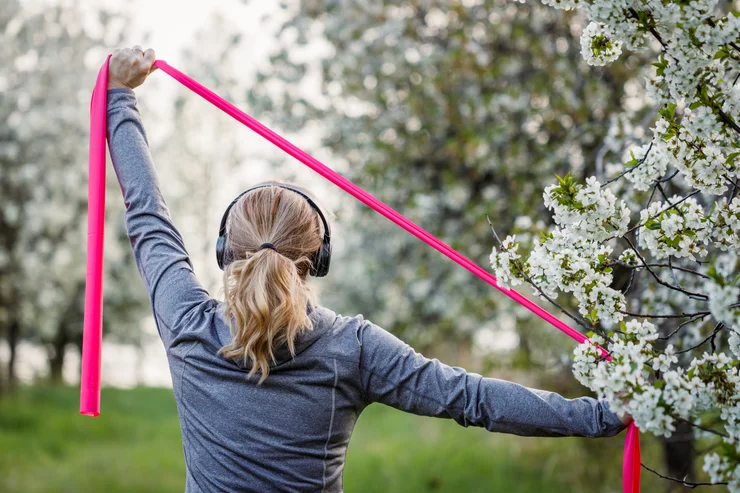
[81,56,640,492]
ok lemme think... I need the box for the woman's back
[167,301,365,492]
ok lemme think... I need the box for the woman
[107,46,631,493]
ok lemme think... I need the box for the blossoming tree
[489,0,740,488]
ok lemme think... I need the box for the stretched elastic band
[259,243,277,252]
[82,56,639,493]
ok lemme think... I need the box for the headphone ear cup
[216,235,226,270]
[314,241,332,277]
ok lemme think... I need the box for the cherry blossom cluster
[638,196,710,260]
[544,175,631,241]
[574,324,740,445]
[490,229,627,326]
[529,229,626,324]
[706,281,740,329]
[710,197,740,251]
[491,174,631,325]
[496,0,740,487]
[654,113,734,196]
[489,235,523,290]
[543,0,740,199]
[622,141,671,192]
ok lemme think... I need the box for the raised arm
[106,47,211,340]
[358,320,628,438]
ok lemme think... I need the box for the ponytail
[218,185,324,383]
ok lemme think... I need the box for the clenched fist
[108,45,157,90]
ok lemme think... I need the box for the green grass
[0,386,667,492]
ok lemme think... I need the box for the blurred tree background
[0,0,150,393]
[247,0,651,366]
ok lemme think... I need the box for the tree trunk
[48,321,69,383]
[0,323,6,397]
[661,420,694,492]
[7,319,19,392]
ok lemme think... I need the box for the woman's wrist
[108,80,131,90]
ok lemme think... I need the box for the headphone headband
[216,182,332,276]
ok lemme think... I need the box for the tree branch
[621,236,708,301]
[641,461,728,488]
[658,313,710,340]
[610,260,710,280]
[601,141,654,187]
[676,323,725,355]
[618,310,710,320]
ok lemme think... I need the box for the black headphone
[215,182,332,277]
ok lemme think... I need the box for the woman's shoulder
[309,304,374,356]
[309,304,409,360]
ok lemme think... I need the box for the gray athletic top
[106,87,627,493]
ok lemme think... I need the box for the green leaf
[714,46,730,60]
[707,264,724,285]
[646,219,662,230]
[659,103,677,121]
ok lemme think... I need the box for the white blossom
[489,235,524,290]
[544,176,630,241]
[706,281,740,327]
[623,141,671,191]
[580,22,623,66]
[638,197,710,260]
[525,228,626,324]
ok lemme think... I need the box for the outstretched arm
[358,320,628,438]
[106,47,211,341]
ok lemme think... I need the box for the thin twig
[602,141,654,187]
[651,263,710,280]
[641,461,728,487]
[618,310,710,320]
[656,169,679,183]
[609,261,711,280]
[676,323,725,355]
[658,313,710,340]
[622,264,637,295]
[621,236,708,301]
[621,190,702,237]
[673,415,729,440]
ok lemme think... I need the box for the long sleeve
[106,88,212,340]
[357,320,627,438]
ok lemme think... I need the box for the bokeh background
[0,0,713,491]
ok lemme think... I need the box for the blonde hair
[219,183,325,383]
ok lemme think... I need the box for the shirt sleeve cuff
[600,398,629,436]
[107,87,135,95]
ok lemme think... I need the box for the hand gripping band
[82,55,640,492]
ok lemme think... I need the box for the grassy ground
[0,386,674,492]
